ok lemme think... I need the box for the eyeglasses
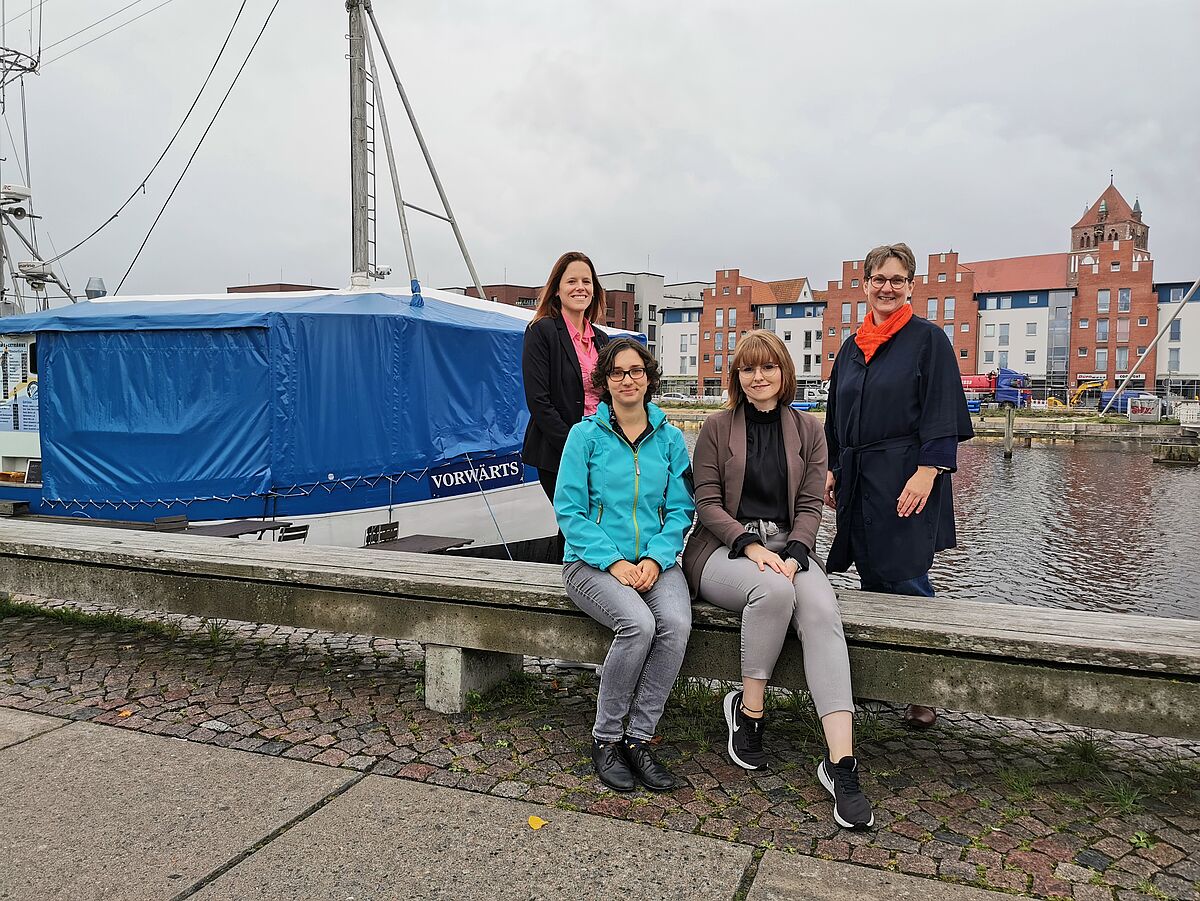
[868,275,911,290]
[607,366,647,383]
[738,363,779,377]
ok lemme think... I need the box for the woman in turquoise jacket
[554,338,695,794]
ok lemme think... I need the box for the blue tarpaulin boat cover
[0,292,528,505]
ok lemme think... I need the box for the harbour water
[681,433,1200,620]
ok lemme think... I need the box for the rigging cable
[39,0,146,54]
[115,0,280,293]
[1,0,51,30]
[44,0,249,264]
[39,0,180,70]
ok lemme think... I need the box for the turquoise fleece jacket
[553,401,695,573]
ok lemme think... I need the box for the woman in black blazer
[522,252,611,554]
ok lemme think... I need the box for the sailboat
[0,1,613,561]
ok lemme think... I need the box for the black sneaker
[818,755,874,829]
[621,738,682,791]
[592,738,636,792]
[723,690,768,770]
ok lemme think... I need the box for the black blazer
[521,315,610,472]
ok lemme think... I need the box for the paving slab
[203,774,753,900]
[0,707,64,750]
[747,852,1016,900]
[0,721,353,901]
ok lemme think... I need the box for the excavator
[1047,380,1106,409]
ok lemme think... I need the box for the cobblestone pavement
[2,595,1197,901]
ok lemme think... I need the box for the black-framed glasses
[607,366,647,383]
[868,275,911,290]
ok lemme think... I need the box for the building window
[690,356,697,367]
[703,354,710,362]
[1111,261,1120,272]
[828,352,835,360]
[691,333,697,346]
[1026,322,1037,336]
[943,325,954,341]
[960,348,968,358]
[715,332,723,351]
[1079,318,1089,329]
[841,328,851,340]
[1028,294,1037,304]
[850,278,859,288]
[728,332,736,350]
[1116,319,1129,342]
[1025,350,1036,364]
[679,357,688,373]
[1097,289,1110,313]
[985,323,995,337]
[1078,347,1088,357]
[704,331,711,340]
[927,298,938,319]
[714,355,723,372]
[961,322,970,332]
[1169,320,1182,342]
[1116,347,1129,371]
[1169,348,1181,372]
[804,332,812,349]
[783,331,792,341]
[1138,316,1149,327]
[938,273,947,282]
[856,301,867,321]
[841,303,851,323]
[1118,288,1131,312]
[945,297,956,319]
[1096,319,1109,342]
[722,287,730,295]
[984,350,995,363]
[728,308,736,327]
[680,337,688,353]
[998,351,1009,368]
[998,323,1010,346]
[1000,296,1012,310]
[1136,346,1146,356]
[985,297,997,311]
[828,327,836,337]
[715,309,724,328]
[1170,287,1185,303]
[802,354,811,372]
[1095,348,1108,370]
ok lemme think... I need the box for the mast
[347,0,370,288]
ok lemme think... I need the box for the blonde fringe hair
[726,330,796,409]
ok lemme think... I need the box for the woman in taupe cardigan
[682,330,872,830]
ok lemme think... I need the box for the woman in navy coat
[823,243,973,729]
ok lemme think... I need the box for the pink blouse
[565,316,601,416]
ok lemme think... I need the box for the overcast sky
[4,0,1198,300]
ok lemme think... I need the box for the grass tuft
[0,594,182,641]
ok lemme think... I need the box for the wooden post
[1004,406,1015,459]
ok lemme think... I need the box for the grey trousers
[562,561,692,742]
[697,532,853,717]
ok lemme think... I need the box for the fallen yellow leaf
[527,815,547,830]
[117,710,133,718]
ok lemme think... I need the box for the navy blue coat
[825,315,974,582]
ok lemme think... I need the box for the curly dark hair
[591,337,661,406]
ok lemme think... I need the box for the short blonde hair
[726,330,796,409]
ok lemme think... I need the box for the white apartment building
[659,303,702,384]
[975,291,1052,378]
[598,272,666,359]
[756,278,825,383]
[1157,282,1200,393]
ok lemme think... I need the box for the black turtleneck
[730,403,810,570]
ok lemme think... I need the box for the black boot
[621,737,681,791]
[592,738,636,792]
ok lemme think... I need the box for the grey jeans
[698,532,853,717]
[562,561,692,742]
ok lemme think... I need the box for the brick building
[819,253,977,380]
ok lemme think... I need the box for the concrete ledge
[2,520,1198,737]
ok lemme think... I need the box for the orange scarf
[854,302,913,364]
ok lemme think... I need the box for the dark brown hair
[726,330,796,408]
[532,251,606,323]
[591,338,661,406]
[863,243,917,279]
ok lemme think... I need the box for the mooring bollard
[1004,406,1015,459]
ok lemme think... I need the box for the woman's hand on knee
[746,543,788,575]
[633,558,661,591]
[608,560,640,587]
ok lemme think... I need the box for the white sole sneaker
[817,760,875,829]
[723,689,761,770]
